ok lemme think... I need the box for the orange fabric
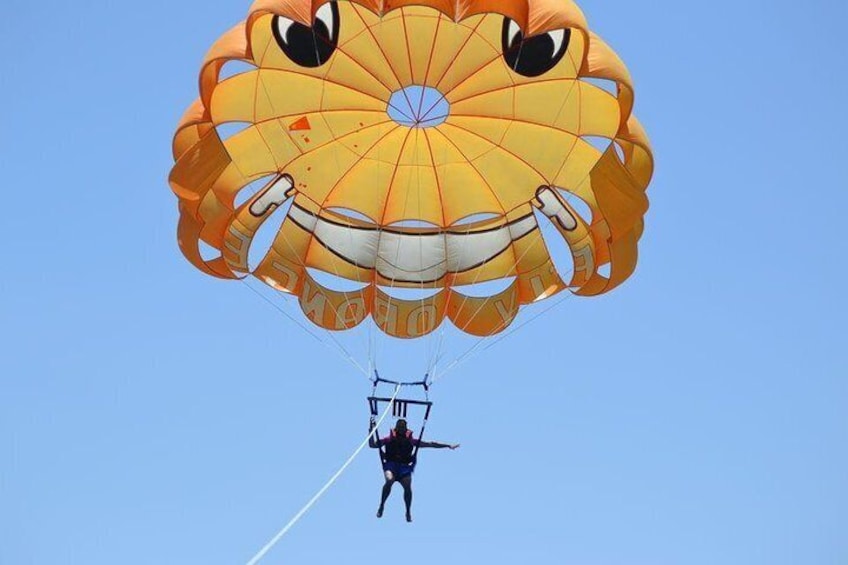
[169,0,654,336]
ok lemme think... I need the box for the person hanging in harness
[369,418,460,522]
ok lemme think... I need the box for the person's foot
[376,507,384,518]
[406,512,413,523]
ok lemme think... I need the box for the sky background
[2,1,847,564]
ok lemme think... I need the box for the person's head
[394,419,408,435]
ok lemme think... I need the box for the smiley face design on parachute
[170,0,653,338]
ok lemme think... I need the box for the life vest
[383,429,415,465]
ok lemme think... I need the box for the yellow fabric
[169,0,654,337]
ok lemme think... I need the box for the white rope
[244,384,402,565]
[239,279,371,379]
[432,287,576,384]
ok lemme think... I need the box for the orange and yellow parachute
[169,0,653,339]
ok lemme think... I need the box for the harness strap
[411,402,432,464]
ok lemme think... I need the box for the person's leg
[399,475,413,522]
[377,471,395,518]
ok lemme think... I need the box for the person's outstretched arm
[417,440,460,449]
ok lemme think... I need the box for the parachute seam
[248,67,389,108]
[428,127,507,216]
[213,109,387,136]
[424,127,518,335]
[425,16,458,370]
[440,121,547,182]
[455,216,551,336]
[414,16,489,119]
[418,20,500,122]
[418,12,444,116]
[251,37,274,138]
[314,43,373,341]
[424,128,521,336]
[417,16,447,366]
[250,73,295,174]
[277,118,398,173]
[349,3,419,119]
[266,126,401,311]
[446,109,582,138]
[251,67,414,122]
[372,128,416,334]
[448,76,584,107]
[424,25,585,122]
[316,58,378,345]
[445,51,589,335]
[242,119,395,279]
[421,132,448,276]
[334,18,402,94]
[400,9,417,95]
[378,128,419,337]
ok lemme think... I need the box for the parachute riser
[372,369,431,396]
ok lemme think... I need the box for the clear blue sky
[2,1,846,564]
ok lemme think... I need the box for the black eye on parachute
[502,19,570,78]
[273,2,339,68]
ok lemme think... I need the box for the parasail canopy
[170,0,653,339]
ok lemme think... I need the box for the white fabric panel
[316,226,379,269]
[445,229,510,271]
[250,175,294,217]
[377,233,446,281]
[289,204,319,232]
[291,205,380,268]
[536,187,577,230]
[289,206,540,282]
[507,215,539,241]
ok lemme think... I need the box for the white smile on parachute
[288,205,538,284]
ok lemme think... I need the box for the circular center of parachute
[386,86,450,128]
